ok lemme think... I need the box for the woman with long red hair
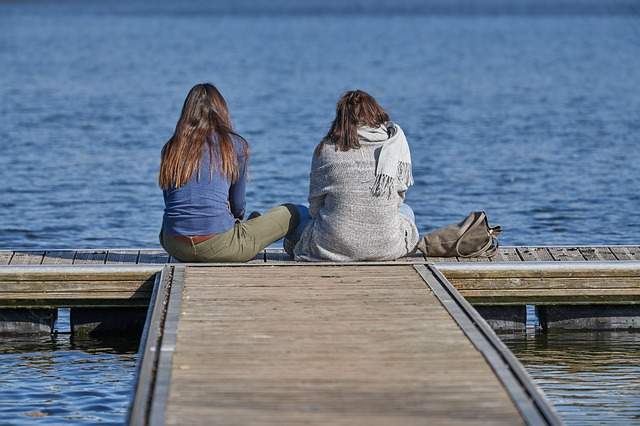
[159,83,299,262]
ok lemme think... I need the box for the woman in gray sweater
[291,90,419,261]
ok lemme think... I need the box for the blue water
[1,1,640,424]
[1,1,639,249]
[0,334,138,425]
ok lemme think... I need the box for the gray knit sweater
[293,125,419,262]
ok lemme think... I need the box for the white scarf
[357,121,413,197]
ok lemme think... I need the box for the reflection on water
[502,332,640,425]
[0,334,138,425]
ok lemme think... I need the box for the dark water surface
[1,1,640,424]
[503,332,640,425]
[0,333,138,425]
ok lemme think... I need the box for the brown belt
[172,233,219,245]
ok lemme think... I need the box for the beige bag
[416,211,501,258]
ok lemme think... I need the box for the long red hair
[159,83,247,189]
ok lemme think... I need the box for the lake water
[1,1,639,424]
[1,0,639,249]
[503,332,640,425]
[0,333,138,425]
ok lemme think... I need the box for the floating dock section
[2,245,640,424]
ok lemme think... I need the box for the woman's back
[295,138,418,261]
[162,134,247,237]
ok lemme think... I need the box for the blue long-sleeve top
[162,133,248,236]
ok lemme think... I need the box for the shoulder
[312,140,338,165]
[230,132,249,158]
[230,132,248,149]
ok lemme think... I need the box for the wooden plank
[517,247,554,262]
[437,262,640,304]
[547,247,586,261]
[0,299,149,309]
[0,280,152,296]
[0,291,151,303]
[0,268,159,283]
[138,250,170,264]
[9,251,44,265]
[426,256,459,263]
[449,277,640,290]
[106,250,140,264]
[611,246,640,261]
[631,246,640,260]
[0,270,154,308]
[579,247,616,261]
[437,262,640,279]
[155,265,527,425]
[0,251,13,265]
[42,250,76,265]
[73,250,107,264]
[491,247,522,262]
[457,289,640,305]
[457,255,491,263]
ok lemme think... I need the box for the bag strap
[454,212,499,258]
[455,234,496,258]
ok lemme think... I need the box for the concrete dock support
[0,308,57,335]
[474,306,527,332]
[539,305,640,331]
[70,307,147,337]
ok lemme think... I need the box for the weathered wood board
[0,267,159,308]
[439,262,640,305]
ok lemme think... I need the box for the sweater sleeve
[308,147,328,218]
[229,139,247,219]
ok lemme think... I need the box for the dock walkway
[130,264,559,425]
[1,245,639,265]
[2,246,640,307]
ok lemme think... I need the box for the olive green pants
[161,204,299,263]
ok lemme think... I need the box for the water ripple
[0,335,138,425]
[502,332,640,425]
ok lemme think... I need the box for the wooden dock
[2,245,640,423]
[1,245,639,266]
[129,264,560,425]
[2,246,640,309]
